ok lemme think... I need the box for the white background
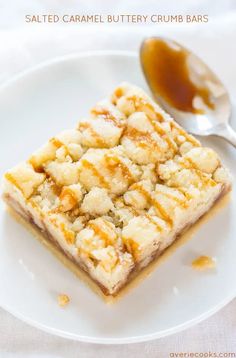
[0,0,236,357]
[0,0,236,29]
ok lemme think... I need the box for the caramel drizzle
[49,137,64,148]
[127,193,140,208]
[144,214,164,232]
[80,159,110,189]
[127,95,164,121]
[4,172,46,200]
[128,206,141,217]
[176,187,193,201]
[91,106,124,128]
[117,202,141,217]
[146,115,177,152]
[29,137,63,173]
[127,95,177,152]
[88,221,116,246]
[59,187,78,211]
[5,173,22,194]
[125,127,164,152]
[104,153,136,184]
[131,183,173,226]
[79,122,108,148]
[114,87,124,98]
[180,157,217,187]
[127,94,200,150]
[111,87,124,104]
[50,180,62,196]
[47,219,75,245]
[151,198,172,226]
[122,237,139,260]
[155,189,188,208]
[170,121,200,147]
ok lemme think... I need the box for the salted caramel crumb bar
[2,83,231,296]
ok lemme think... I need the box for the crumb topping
[58,294,70,307]
[192,255,216,270]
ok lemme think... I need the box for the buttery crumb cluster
[3,83,231,295]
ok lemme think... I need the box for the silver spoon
[140,37,236,147]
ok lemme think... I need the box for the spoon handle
[215,124,236,148]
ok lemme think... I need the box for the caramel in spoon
[141,38,214,114]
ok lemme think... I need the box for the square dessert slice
[2,83,231,296]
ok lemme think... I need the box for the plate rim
[0,290,235,344]
[0,50,235,344]
[0,50,137,93]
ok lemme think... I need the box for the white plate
[0,51,236,344]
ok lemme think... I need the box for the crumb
[191,255,216,270]
[58,294,70,307]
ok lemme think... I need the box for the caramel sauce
[29,162,46,174]
[131,183,150,201]
[122,237,140,260]
[81,159,110,189]
[59,187,78,210]
[144,214,164,232]
[125,127,163,152]
[128,206,141,217]
[169,121,200,146]
[181,157,217,187]
[100,258,118,274]
[88,221,115,246]
[132,183,173,226]
[50,183,62,197]
[141,38,215,114]
[128,95,164,122]
[112,87,124,104]
[91,106,124,128]
[126,95,177,151]
[88,222,110,242]
[104,154,135,184]
[152,197,173,226]
[4,173,22,193]
[133,181,191,213]
[155,189,188,208]
[139,105,177,152]
[176,187,193,201]
[49,137,63,148]
[79,122,108,148]
[59,222,75,244]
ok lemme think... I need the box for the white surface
[1,301,235,357]
[0,51,236,344]
[0,0,235,29]
[0,0,236,355]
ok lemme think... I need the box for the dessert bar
[2,83,231,296]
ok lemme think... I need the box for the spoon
[140,37,236,147]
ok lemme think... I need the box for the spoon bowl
[140,37,236,147]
